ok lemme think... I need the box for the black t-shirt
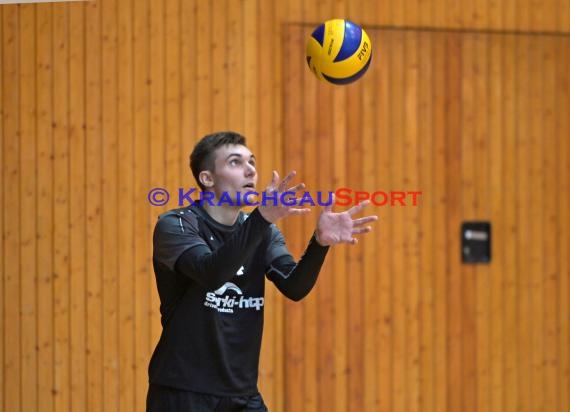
[148,205,329,396]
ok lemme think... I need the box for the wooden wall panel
[558,37,570,412]
[0,6,4,410]
[35,5,54,412]
[431,31,448,412]
[2,5,21,412]
[117,0,134,410]
[52,4,70,411]
[19,5,36,412]
[0,1,569,412]
[69,2,86,411]
[132,0,152,410]
[488,32,504,412]
[283,27,569,412]
[299,4,318,412]
[501,33,518,412]
[84,1,103,410]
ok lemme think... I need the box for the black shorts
[146,384,268,412]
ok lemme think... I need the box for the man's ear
[199,170,214,188]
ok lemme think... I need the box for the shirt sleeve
[164,208,272,290]
[152,210,208,272]
[265,227,330,301]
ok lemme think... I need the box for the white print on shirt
[213,282,243,295]
[236,266,245,276]
[204,281,264,314]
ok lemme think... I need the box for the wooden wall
[283,24,569,412]
[0,1,568,411]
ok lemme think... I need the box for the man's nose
[245,163,256,176]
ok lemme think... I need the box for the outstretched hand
[315,195,378,246]
[257,170,311,223]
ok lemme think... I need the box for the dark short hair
[190,131,247,190]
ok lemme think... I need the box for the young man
[147,131,377,411]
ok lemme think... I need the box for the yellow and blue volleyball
[306,19,372,85]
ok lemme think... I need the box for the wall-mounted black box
[461,221,491,264]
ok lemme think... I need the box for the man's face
[208,144,258,201]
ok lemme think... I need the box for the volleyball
[306,19,372,85]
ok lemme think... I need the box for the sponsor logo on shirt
[203,280,264,314]
[213,282,243,295]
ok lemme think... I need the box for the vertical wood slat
[488,32,505,412]
[256,1,278,409]
[314,83,334,412]
[460,33,476,412]
[390,28,406,412]
[132,0,151,409]
[0,6,4,409]
[331,1,349,408]
[332,77,348,412]
[2,5,21,412]
[211,0,225,128]
[282,21,304,412]
[542,35,558,412]
[308,4,330,412]
[345,44,365,412]
[69,3,86,411]
[269,3,285,406]
[195,1,211,135]
[228,0,245,134]
[561,0,570,30]
[418,29,435,412]
[301,30,318,412]
[376,28,393,412]
[529,34,545,412]
[445,31,463,412]
[361,54,379,412]
[266,0,286,408]
[35,4,54,412]
[474,0,488,28]
[85,0,103,410]
[300,3,317,412]
[101,0,119,408]
[448,0,464,28]
[179,0,196,183]
[516,33,531,412]
[474,32,491,412]
[357,6,379,412]
[117,0,134,410]
[404,29,420,412]
[557,36,570,412]
[148,0,165,350]
[19,5,37,412]
[432,30,448,412]
[405,0,420,27]
[311,19,338,412]
[312,7,334,411]
[164,0,181,197]
[282,6,301,412]
[488,0,502,28]
[502,33,519,412]
[558,36,570,412]
[52,4,70,411]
